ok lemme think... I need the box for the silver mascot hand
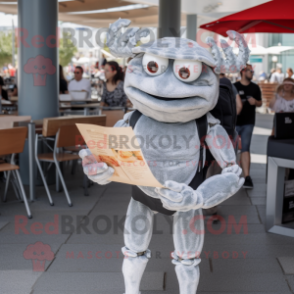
[79,149,114,185]
[156,164,243,212]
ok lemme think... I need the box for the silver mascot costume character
[80,19,250,294]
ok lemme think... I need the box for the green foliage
[59,32,78,67]
[0,32,15,68]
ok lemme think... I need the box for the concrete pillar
[18,0,59,120]
[186,14,197,41]
[158,0,181,38]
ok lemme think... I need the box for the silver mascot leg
[122,198,154,294]
[172,209,204,294]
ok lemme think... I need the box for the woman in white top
[270,78,294,113]
[269,77,294,135]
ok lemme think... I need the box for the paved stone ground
[0,113,294,294]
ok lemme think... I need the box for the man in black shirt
[234,64,262,188]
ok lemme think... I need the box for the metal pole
[28,121,36,201]
[12,19,15,67]
[56,147,61,192]
[186,14,197,41]
[158,0,181,38]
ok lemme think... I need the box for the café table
[68,103,101,115]
[59,103,100,116]
[10,96,18,102]
[1,100,13,106]
[0,115,31,129]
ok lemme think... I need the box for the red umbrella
[200,0,294,36]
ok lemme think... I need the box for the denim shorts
[236,124,254,152]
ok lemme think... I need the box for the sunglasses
[246,69,254,73]
[74,71,81,74]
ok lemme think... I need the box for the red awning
[200,0,294,36]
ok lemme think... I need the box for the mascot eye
[173,60,202,82]
[142,53,168,76]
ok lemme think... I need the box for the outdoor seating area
[0,113,294,294]
[0,110,126,215]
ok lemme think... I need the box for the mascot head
[106,19,250,123]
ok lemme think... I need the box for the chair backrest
[0,127,27,156]
[0,115,31,130]
[101,109,125,127]
[43,115,106,137]
[56,125,85,148]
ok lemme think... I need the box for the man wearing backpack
[234,64,262,188]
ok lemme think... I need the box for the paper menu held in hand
[76,123,164,188]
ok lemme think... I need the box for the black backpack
[211,77,237,139]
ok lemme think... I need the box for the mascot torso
[133,115,201,198]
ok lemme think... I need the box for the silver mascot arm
[78,113,132,185]
[156,118,244,211]
[205,116,237,168]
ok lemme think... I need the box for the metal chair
[0,127,32,219]
[35,125,85,207]
[35,115,106,205]
[89,107,125,126]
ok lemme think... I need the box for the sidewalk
[0,113,294,294]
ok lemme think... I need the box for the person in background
[59,65,68,94]
[68,66,91,99]
[0,75,8,100]
[268,68,276,82]
[100,61,127,107]
[0,75,3,101]
[269,77,294,179]
[234,64,262,189]
[286,68,294,79]
[269,77,294,116]
[219,73,243,115]
[8,84,17,97]
[270,68,285,84]
[101,54,107,70]
[10,68,18,96]
[258,71,267,81]
[8,64,15,77]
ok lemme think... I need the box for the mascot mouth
[125,86,214,123]
[128,86,208,106]
[148,94,190,101]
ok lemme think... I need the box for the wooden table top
[59,99,98,103]
[1,100,13,105]
[9,97,99,103]
[0,115,31,129]
[10,96,18,102]
[69,103,101,108]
